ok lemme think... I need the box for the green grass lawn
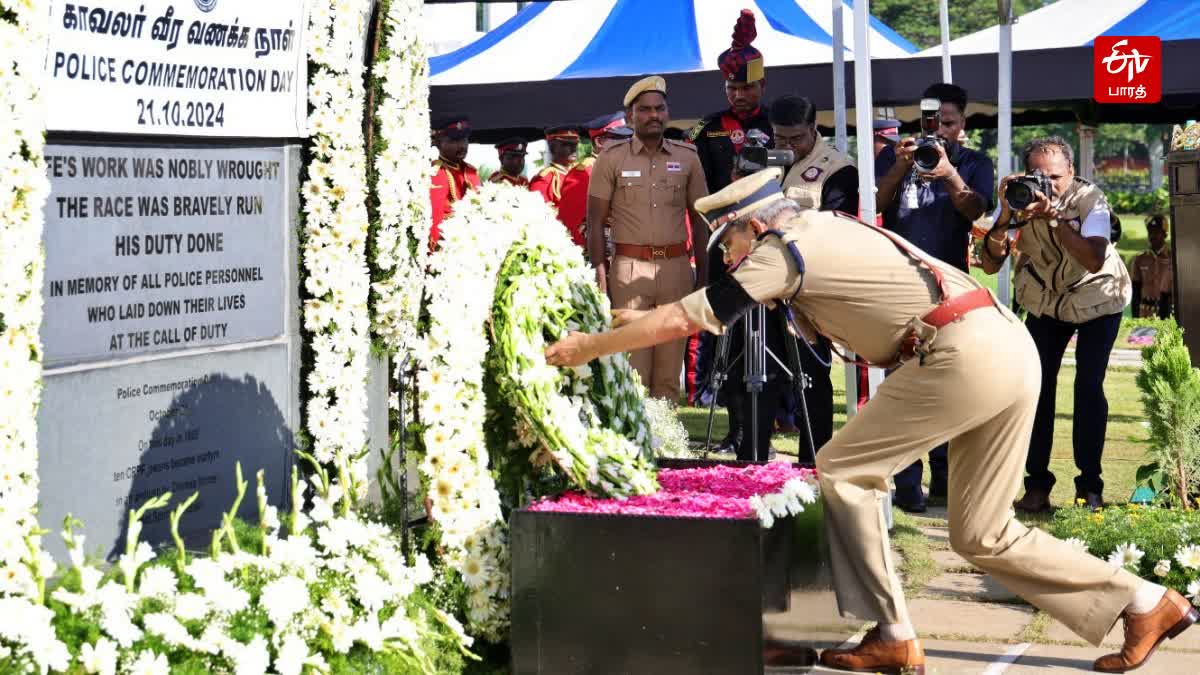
[677,361,1149,508]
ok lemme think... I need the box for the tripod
[703,304,818,465]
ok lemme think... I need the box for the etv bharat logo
[1094,36,1161,103]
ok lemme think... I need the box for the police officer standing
[489,138,530,188]
[547,169,1194,675]
[587,76,708,401]
[429,116,481,247]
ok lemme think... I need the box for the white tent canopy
[430,0,916,86]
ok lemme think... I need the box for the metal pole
[845,0,876,421]
[852,0,875,233]
[833,0,856,413]
[939,0,953,83]
[832,0,848,155]
[997,3,1014,307]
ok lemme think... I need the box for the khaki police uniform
[1011,178,1131,324]
[681,199,1140,647]
[590,134,708,400]
[780,136,855,211]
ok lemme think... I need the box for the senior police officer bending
[546,169,1195,675]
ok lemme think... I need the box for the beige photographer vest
[1012,177,1131,324]
[781,137,854,211]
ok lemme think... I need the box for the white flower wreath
[418,183,666,636]
[489,209,658,497]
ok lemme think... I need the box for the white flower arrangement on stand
[301,0,376,498]
[416,184,525,641]
[489,209,658,497]
[0,4,70,671]
[370,0,434,372]
[417,183,665,638]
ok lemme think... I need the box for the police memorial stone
[37,0,306,560]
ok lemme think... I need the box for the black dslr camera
[734,129,795,176]
[912,98,946,173]
[1004,170,1054,212]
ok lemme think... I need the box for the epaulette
[685,112,721,142]
[1072,176,1095,187]
[666,139,698,153]
[600,138,633,153]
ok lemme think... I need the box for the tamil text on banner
[44,1,307,137]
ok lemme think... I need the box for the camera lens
[913,142,940,172]
[1005,180,1035,211]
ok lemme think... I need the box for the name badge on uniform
[621,170,642,178]
[666,162,681,172]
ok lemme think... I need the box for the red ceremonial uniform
[556,157,593,248]
[489,171,529,188]
[429,157,480,247]
[529,162,578,238]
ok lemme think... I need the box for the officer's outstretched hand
[545,332,592,367]
[611,308,647,328]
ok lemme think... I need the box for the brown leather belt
[613,241,690,260]
[922,288,996,328]
[896,288,998,364]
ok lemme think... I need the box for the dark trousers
[1024,311,1121,496]
[732,323,834,462]
[894,443,948,501]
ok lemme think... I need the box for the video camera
[1003,170,1054,212]
[734,129,795,176]
[912,98,946,173]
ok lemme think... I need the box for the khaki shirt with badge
[680,209,984,365]
[589,136,708,246]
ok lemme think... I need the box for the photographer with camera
[979,136,1132,513]
[874,83,993,512]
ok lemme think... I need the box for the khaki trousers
[609,254,692,401]
[816,305,1140,646]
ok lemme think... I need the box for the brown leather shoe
[1093,589,1199,673]
[1014,487,1052,513]
[819,629,925,674]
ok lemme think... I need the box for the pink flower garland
[528,463,818,520]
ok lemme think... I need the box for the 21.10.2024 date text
[136,99,226,129]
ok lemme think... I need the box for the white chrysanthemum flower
[1154,559,1172,578]
[79,637,118,675]
[127,650,169,675]
[1187,580,1200,605]
[260,575,310,628]
[137,566,178,599]
[1175,544,1200,570]
[1107,542,1145,569]
[1063,537,1090,554]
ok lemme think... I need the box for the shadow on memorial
[108,373,293,561]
